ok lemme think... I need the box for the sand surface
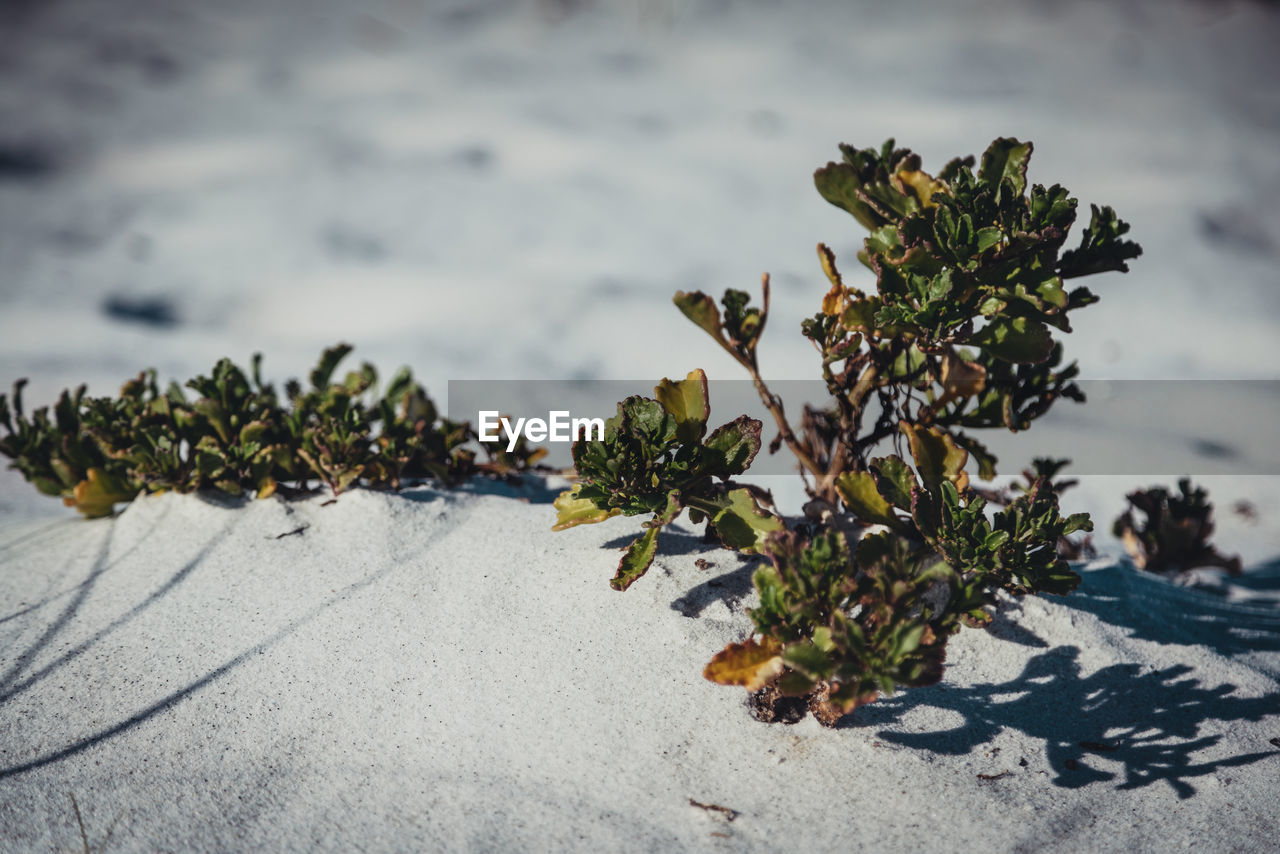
[1,483,1277,852]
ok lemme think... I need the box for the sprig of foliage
[973,457,1096,560]
[552,369,781,590]
[677,138,1140,502]
[1113,478,1242,576]
[0,345,535,517]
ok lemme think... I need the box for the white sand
[1,482,1276,852]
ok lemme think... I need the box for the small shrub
[552,369,781,590]
[1113,478,1242,576]
[558,136,1142,720]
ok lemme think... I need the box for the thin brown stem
[717,273,825,483]
[746,365,823,481]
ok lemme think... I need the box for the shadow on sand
[0,494,466,781]
[848,641,1278,798]
[845,564,1280,798]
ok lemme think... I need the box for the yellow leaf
[703,636,783,690]
[902,423,970,492]
[551,483,620,531]
[834,471,902,530]
[654,368,710,443]
[817,243,847,316]
[66,468,133,518]
[894,169,947,208]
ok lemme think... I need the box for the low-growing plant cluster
[0,345,542,517]
[556,136,1177,723]
[551,369,782,590]
[1114,478,1242,576]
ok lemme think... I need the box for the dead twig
[689,798,740,822]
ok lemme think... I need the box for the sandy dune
[1,484,1276,852]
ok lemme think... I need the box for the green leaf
[238,419,271,446]
[649,489,683,526]
[840,297,884,335]
[309,344,354,389]
[1059,204,1143,278]
[870,456,917,511]
[196,448,224,477]
[984,530,1010,549]
[814,162,885,231]
[702,416,763,478]
[978,138,1033,202]
[711,488,783,552]
[621,396,677,447]
[975,227,1002,254]
[721,289,764,350]
[783,640,835,681]
[971,316,1054,363]
[654,369,710,444]
[611,526,660,591]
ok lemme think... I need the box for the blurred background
[1,0,1278,552]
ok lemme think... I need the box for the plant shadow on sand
[0,491,463,782]
[843,569,1280,799]
[1066,560,1280,655]
[601,527,720,558]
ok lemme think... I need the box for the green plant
[1113,478,1242,576]
[0,345,533,517]
[559,136,1141,721]
[552,369,781,590]
[975,456,1096,560]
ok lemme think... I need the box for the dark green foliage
[730,449,1091,714]
[0,345,526,517]
[1113,479,1242,576]
[553,369,781,590]
[738,528,950,712]
[557,135,1142,718]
